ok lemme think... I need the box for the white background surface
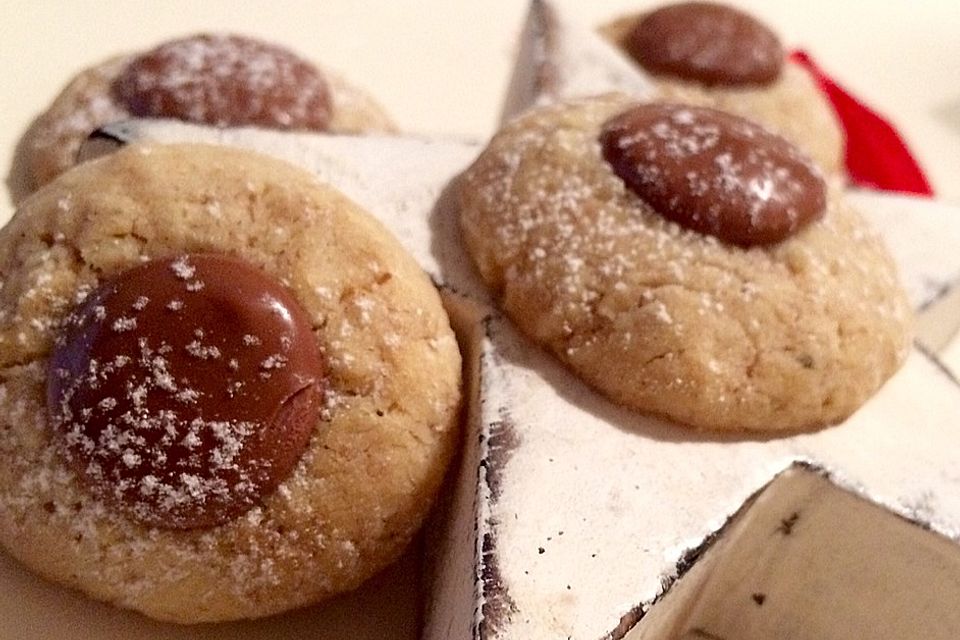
[0,0,958,210]
[0,1,957,638]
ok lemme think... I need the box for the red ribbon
[789,49,934,197]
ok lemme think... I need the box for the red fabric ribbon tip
[789,49,934,197]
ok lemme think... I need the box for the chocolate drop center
[113,34,333,130]
[600,104,827,246]
[47,254,326,529]
[625,2,784,87]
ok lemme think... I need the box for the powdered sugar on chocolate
[600,103,826,246]
[113,34,332,131]
[46,254,326,529]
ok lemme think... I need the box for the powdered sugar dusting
[170,255,196,280]
[0,140,458,615]
[115,34,332,131]
[600,103,826,245]
[52,319,264,528]
[45,254,326,529]
[460,96,911,420]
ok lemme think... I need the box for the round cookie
[12,34,397,201]
[0,144,461,621]
[600,2,844,174]
[459,94,911,432]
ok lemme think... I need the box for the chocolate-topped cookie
[0,144,461,622]
[460,95,911,431]
[12,33,396,201]
[600,2,844,174]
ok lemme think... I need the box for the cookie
[0,144,461,621]
[459,94,911,432]
[600,2,844,173]
[13,34,397,200]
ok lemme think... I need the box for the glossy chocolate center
[47,254,325,529]
[113,34,332,130]
[600,104,826,246]
[625,2,783,87]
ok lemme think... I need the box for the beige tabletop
[0,1,958,638]
[1,0,958,208]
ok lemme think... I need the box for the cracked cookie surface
[459,94,910,432]
[0,144,460,621]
